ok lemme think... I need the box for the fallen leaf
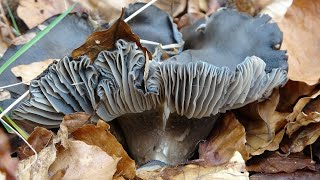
[77,0,187,20]
[250,170,320,180]
[247,152,316,173]
[199,112,248,165]
[72,10,151,61]
[50,169,66,180]
[11,59,54,84]
[60,112,90,133]
[282,122,320,153]
[278,80,317,112]
[71,120,136,179]
[0,90,11,101]
[256,0,293,21]
[285,89,320,136]
[11,32,36,46]
[279,0,320,85]
[137,151,249,180]
[204,0,256,15]
[17,0,73,29]
[49,140,119,180]
[236,90,289,156]
[17,127,54,160]
[0,128,18,180]
[18,144,57,180]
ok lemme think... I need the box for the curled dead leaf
[72,10,151,61]
[17,127,54,160]
[199,112,248,165]
[71,120,136,179]
[279,0,320,85]
[278,80,317,112]
[17,0,75,29]
[60,112,90,133]
[11,59,54,84]
[49,140,119,180]
[237,90,289,156]
[247,152,316,173]
[285,89,320,136]
[282,122,320,153]
[137,151,249,180]
[18,144,57,180]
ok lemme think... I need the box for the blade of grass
[1,117,13,133]
[5,0,21,36]
[0,3,76,75]
[0,106,29,139]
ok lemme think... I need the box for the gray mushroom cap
[124,3,184,57]
[12,9,288,165]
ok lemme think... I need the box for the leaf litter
[1,0,320,179]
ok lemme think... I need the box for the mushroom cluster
[12,4,288,165]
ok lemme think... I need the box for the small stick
[124,0,158,22]
[0,80,31,89]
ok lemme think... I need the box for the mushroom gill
[12,6,288,165]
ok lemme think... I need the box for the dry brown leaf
[285,89,320,136]
[279,0,320,85]
[78,0,187,20]
[72,11,151,61]
[60,112,90,133]
[176,12,205,30]
[250,170,320,180]
[17,0,75,29]
[17,127,54,160]
[198,112,248,165]
[286,112,320,137]
[18,144,57,180]
[0,128,18,180]
[0,90,11,101]
[237,90,289,156]
[11,32,36,46]
[254,0,293,21]
[50,169,66,180]
[11,59,54,84]
[137,151,249,180]
[247,152,316,173]
[203,0,256,15]
[71,120,136,179]
[282,122,320,153]
[49,140,119,180]
[278,80,317,112]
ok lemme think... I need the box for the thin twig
[124,0,158,22]
[0,80,31,89]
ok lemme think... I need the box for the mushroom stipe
[12,4,288,165]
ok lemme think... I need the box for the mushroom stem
[117,107,218,165]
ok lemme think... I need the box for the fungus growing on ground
[12,5,288,165]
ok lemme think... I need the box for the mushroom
[12,7,288,165]
[123,3,184,57]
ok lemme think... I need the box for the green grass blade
[0,107,29,139]
[5,1,21,36]
[0,3,76,76]
[1,118,13,133]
